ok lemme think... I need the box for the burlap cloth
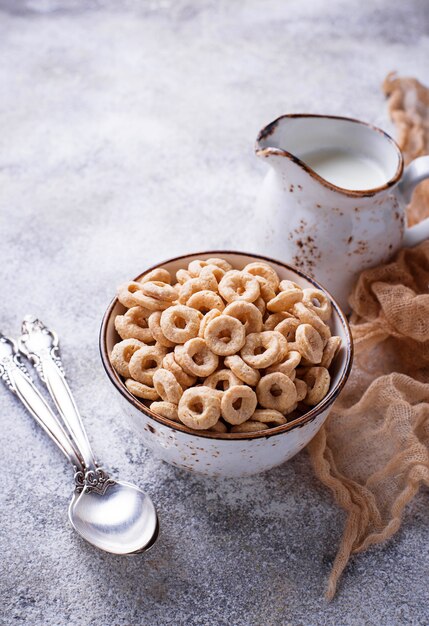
[307,74,429,600]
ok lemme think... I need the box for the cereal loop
[218,270,260,303]
[303,367,331,405]
[160,305,202,344]
[221,385,258,425]
[129,345,166,385]
[223,301,263,334]
[266,350,301,377]
[224,354,261,386]
[117,282,147,308]
[150,401,179,421]
[162,352,196,388]
[204,315,246,356]
[176,269,192,284]
[178,387,221,430]
[125,378,159,400]
[250,409,287,425]
[110,339,145,378]
[187,290,225,314]
[139,268,172,285]
[114,306,154,343]
[293,302,331,344]
[294,323,323,364]
[207,420,228,433]
[275,317,300,341]
[267,287,303,312]
[256,372,297,413]
[148,311,176,348]
[263,312,291,331]
[204,369,243,391]
[321,336,342,368]
[241,331,287,369]
[302,288,332,321]
[153,368,183,404]
[205,257,233,272]
[199,309,221,338]
[295,378,307,402]
[174,338,219,377]
[244,262,280,291]
[140,281,177,302]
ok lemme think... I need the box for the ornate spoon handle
[0,334,83,470]
[18,316,98,473]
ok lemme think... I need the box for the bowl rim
[99,250,353,440]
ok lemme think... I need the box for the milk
[300,148,387,190]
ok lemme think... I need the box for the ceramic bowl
[100,251,353,477]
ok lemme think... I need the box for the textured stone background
[1,1,428,624]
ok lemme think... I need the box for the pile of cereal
[110,258,342,434]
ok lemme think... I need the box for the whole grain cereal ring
[199,266,219,290]
[321,336,342,368]
[117,281,149,308]
[148,311,176,348]
[224,354,261,386]
[138,268,172,285]
[256,372,297,413]
[140,281,177,302]
[218,270,260,303]
[174,338,219,377]
[162,352,196,388]
[221,385,258,425]
[266,350,301,377]
[252,276,276,303]
[150,401,179,421]
[294,323,323,364]
[204,368,243,391]
[125,378,159,401]
[279,279,302,292]
[254,296,266,316]
[187,290,225,314]
[199,309,221,338]
[114,306,154,343]
[176,269,192,284]
[293,302,331,344]
[153,368,183,404]
[132,289,173,311]
[267,287,303,312]
[160,304,202,344]
[188,260,225,282]
[205,257,233,272]
[204,315,246,356]
[207,419,228,433]
[249,409,287,426]
[302,288,332,321]
[294,378,307,402]
[223,301,263,334]
[178,387,221,430]
[128,344,166,384]
[243,262,280,291]
[110,338,145,378]
[264,312,293,331]
[178,277,216,305]
[231,421,269,433]
[302,366,331,406]
[275,317,300,342]
[241,331,287,369]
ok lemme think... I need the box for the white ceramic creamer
[253,114,429,310]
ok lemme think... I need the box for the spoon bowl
[69,480,158,555]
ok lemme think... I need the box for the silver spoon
[1,321,158,554]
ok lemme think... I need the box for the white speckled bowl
[100,251,353,477]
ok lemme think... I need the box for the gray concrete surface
[1,1,428,624]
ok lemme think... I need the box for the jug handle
[401,155,429,247]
